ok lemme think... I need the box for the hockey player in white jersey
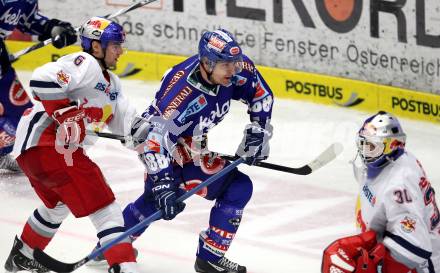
[4,17,140,273]
[322,111,439,273]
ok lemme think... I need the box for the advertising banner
[36,0,440,94]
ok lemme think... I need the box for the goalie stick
[9,0,159,63]
[86,130,343,175]
[33,157,245,272]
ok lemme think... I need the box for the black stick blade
[34,248,89,273]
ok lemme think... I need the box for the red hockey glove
[53,105,86,145]
[322,231,377,273]
[354,242,413,273]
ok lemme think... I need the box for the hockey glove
[39,19,77,49]
[236,121,273,165]
[52,105,86,146]
[322,230,378,273]
[122,116,151,149]
[151,176,186,220]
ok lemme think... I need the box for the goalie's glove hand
[152,176,186,220]
[39,19,77,49]
[236,121,272,165]
[322,231,379,273]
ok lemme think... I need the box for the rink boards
[7,41,440,124]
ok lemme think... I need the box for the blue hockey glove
[236,121,273,165]
[39,19,77,49]
[151,177,185,220]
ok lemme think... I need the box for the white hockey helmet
[356,111,406,166]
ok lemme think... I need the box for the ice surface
[1,71,439,273]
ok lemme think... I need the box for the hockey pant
[0,65,33,156]
[16,147,136,266]
[123,160,253,262]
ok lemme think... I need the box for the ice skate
[194,256,246,273]
[4,236,49,273]
[0,154,21,172]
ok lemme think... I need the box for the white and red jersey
[12,52,136,157]
[355,152,440,273]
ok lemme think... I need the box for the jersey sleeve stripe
[31,90,68,101]
[30,80,62,88]
[21,111,45,154]
[28,116,53,149]
[384,231,432,259]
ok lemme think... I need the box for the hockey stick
[86,130,343,175]
[33,157,245,272]
[9,0,158,63]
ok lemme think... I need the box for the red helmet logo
[230,46,240,55]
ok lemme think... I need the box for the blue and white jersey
[0,0,48,39]
[139,54,274,179]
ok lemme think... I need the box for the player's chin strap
[33,157,246,273]
[85,130,343,175]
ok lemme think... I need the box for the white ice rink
[1,71,440,273]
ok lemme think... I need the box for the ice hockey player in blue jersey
[0,0,76,171]
[122,29,274,273]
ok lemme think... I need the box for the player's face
[210,61,242,86]
[104,41,124,67]
[356,135,385,163]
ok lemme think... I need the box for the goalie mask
[356,111,406,167]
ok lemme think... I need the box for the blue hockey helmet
[79,17,125,51]
[198,29,243,71]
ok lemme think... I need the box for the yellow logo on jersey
[400,216,416,233]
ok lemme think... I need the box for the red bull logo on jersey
[56,70,70,86]
[400,216,416,233]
